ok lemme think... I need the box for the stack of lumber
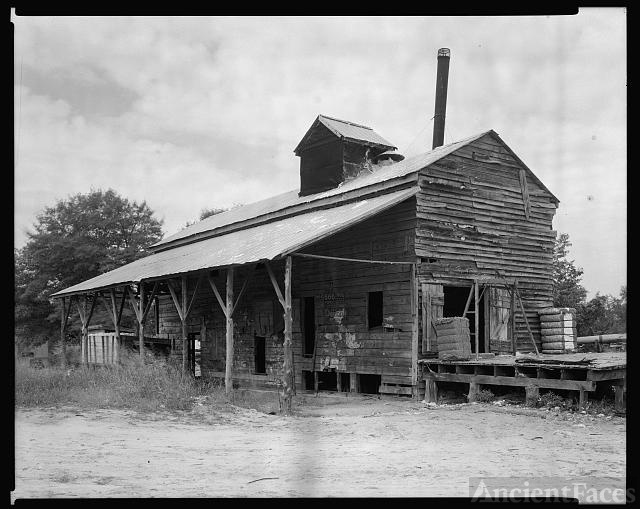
[434,317,471,360]
[539,308,576,354]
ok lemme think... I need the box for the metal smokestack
[432,48,450,149]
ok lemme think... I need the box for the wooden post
[468,382,481,402]
[579,389,588,410]
[410,261,419,397]
[225,268,234,396]
[614,382,625,413]
[60,297,71,368]
[425,378,438,403]
[474,280,479,359]
[282,256,294,413]
[525,385,539,407]
[110,289,122,362]
[138,283,145,362]
[510,286,517,355]
[182,276,188,373]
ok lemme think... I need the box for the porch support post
[225,268,234,396]
[474,280,479,360]
[182,276,188,373]
[282,256,294,413]
[139,283,145,361]
[60,296,72,368]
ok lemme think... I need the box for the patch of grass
[16,349,217,413]
[15,348,291,415]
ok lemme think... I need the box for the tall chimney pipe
[432,47,450,149]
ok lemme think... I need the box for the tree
[15,189,164,348]
[576,286,627,336]
[552,233,587,308]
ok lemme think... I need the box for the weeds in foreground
[14,349,281,414]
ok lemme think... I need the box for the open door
[421,283,444,353]
[486,287,513,354]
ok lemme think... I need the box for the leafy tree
[552,233,587,308]
[576,286,627,336]
[15,189,164,348]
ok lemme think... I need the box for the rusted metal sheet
[52,187,418,297]
[155,130,490,248]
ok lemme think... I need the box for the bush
[475,388,495,402]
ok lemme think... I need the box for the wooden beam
[86,294,97,327]
[509,287,516,355]
[127,287,143,323]
[184,276,202,320]
[290,252,416,266]
[514,283,539,354]
[425,372,595,391]
[138,283,145,361]
[410,261,419,392]
[474,281,479,360]
[230,267,255,317]
[265,262,286,309]
[225,268,234,395]
[182,276,188,373]
[117,286,127,325]
[142,282,159,322]
[421,285,429,353]
[462,285,474,317]
[109,288,122,360]
[207,273,227,318]
[281,256,294,413]
[166,279,184,322]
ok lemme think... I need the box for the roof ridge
[318,114,373,130]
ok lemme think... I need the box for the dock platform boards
[418,352,626,411]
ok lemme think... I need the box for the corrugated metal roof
[52,187,418,297]
[155,130,490,248]
[317,115,396,148]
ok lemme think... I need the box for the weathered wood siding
[415,132,557,352]
[157,197,417,389]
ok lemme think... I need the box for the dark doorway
[442,285,486,353]
[254,336,266,374]
[317,371,338,392]
[303,370,315,390]
[339,372,351,392]
[303,297,316,356]
[359,374,381,395]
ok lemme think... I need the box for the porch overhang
[51,186,418,298]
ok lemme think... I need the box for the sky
[13,11,626,298]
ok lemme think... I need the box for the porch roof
[51,186,418,298]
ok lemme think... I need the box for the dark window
[303,297,316,356]
[254,336,266,374]
[368,291,383,328]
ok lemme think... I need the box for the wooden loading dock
[419,352,626,411]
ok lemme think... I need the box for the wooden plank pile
[434,317,471,360]
[539,307,576,353]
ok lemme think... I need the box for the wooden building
[52,113,559,401]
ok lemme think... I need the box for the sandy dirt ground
[12,395,626,500]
